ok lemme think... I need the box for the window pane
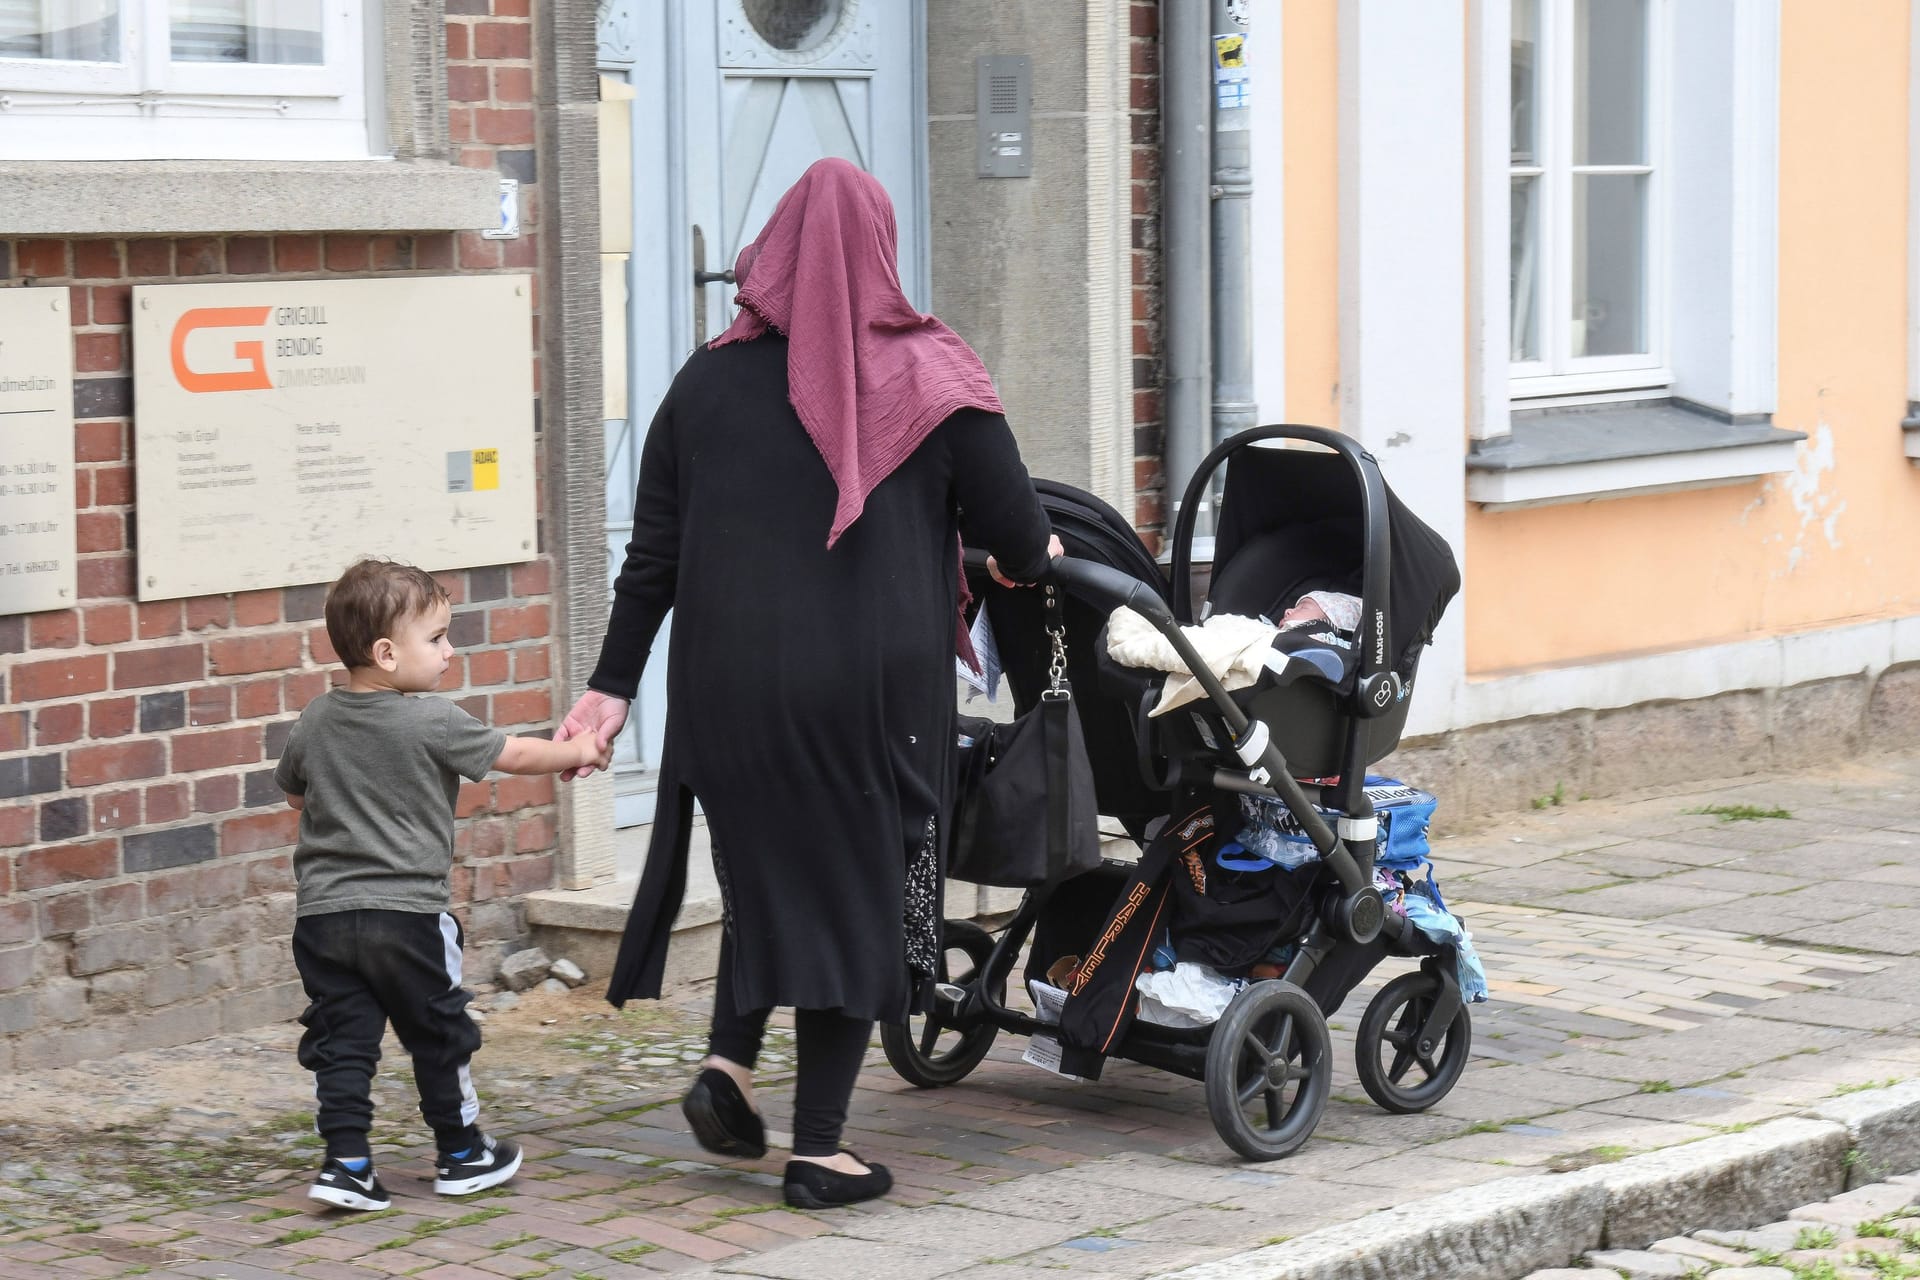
[1510,177,1541,363]
[1571,173,1646,358]
[171,0,322,64]
[1510,0,1539,165]
[1573,0,1645,166]
[0,0,119,61]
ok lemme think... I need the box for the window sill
[0,160,501,236]
[1467,400,1805,511]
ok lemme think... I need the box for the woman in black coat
[557,158,1056,1209]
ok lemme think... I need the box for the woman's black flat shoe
[782,1152,893,1209]
[682,1068,767,1159]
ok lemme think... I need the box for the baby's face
[385,599,454,692]
[1277,597,1331,630]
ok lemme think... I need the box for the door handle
[694,267,736,286]
[691,224,734,340]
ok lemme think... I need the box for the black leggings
[706,934,873,1157]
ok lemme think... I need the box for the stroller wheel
[1355,969,1472,1113]
[1204,980,1332,1161]
[880,919,1002,1088]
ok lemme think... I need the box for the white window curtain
[0,0,119,61]
[170,0,321,65]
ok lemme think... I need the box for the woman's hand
[987,533,1065,589]
[555,689,631,780]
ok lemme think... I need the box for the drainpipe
[1162,0,1212,538]
[1210,0,1255,458]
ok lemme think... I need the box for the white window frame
[1509,0,1671,402]
[0,0,373,160]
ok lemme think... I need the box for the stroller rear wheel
[881,919,1002,1088]
[1204,980,1332,1161]
[1355,969,1472,1113]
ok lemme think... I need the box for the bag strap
[1042,585,1075,882]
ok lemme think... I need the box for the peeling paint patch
[1780,423,1844,569]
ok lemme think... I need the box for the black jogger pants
[292,909,484,1159]
[706,933,874,1157]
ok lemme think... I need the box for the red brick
[76,511,124,552]
[456,782,490,818]
[309,625,338,665]
[71,238,120,279]
[208,633,302,676]
[77,555,133,599]
[173,725,261,773]
[513,647,550,683]
[449,64,489,100]
[144,869,196,916]
[126,240,172,276]
[233,589,279,627]
[189,685,232,726]
[417,234,457,270]
[513,813,556,853]
[14,655,109,701]
[0,711,24,753]
[113,643,203,689]
[89,696,135,739]
[494,773,552,811]
[501,232,537,269]
[438,655,465,691]
[221,809,298,856]
[467,649,510,686]
[83,603,132,645]
[433,570,466,604]
[325,235,370,271]
[493,0,530,15]
[247,854,294,896]
[72,468,91,507]
[446,21,469,59]
[137,601,183,639]
[39,890,91,937]
[92,790,141,831]
[491,688,551,726]
[275,235,322,273]
[17,239,68,278]
[475,107,535,144]
[509,560,551,595]
[15,839,118,891]
[457,231,503,269]
[74,332,123,373]
[28,609,79,649]
[226,236,271,274]
[91,285,130,324]
[68,740,166,787]
[93,880,143,924]
[176,237,223,275]
[73,420,122,464]
[459,818,509,860]
[473,20,530,58]
[503,851,555,892]
[235,678,280,719]
[371,235,411,270]
[146,782,189,824]
[67,284,89,324]
[488,603,549,643]
[35,702,84,746]
[186,596,231,630]
[194,774,239,814]
[283,671,327,710]
[93,464,133,504]
[492,65,533,101]
[0,806,34,849]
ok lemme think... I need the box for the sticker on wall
[1213,33,1249,111]
[446,448,501,493]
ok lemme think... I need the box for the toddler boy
[275,558,611,1210]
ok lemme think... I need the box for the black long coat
[595,335,1052,1023]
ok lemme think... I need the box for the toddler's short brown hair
[324,558,449,670]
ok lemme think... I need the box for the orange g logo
[171,307,273,393]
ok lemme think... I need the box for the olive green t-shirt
[274,690,505,917]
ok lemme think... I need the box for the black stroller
[880,426,1469,1160]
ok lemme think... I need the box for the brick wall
[1129,0,1165,553]
[0,0,563,1071]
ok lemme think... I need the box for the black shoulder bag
[951,586,1103,888]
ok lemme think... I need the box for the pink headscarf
[710,157,1005,549]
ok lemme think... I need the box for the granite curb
[1166,1084,1920,1280]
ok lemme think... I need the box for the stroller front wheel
[881,919,1002,1088]
[1204,980,1332,1161]
[1354,968,1472,1113]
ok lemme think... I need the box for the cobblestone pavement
[5,754,1920,1278]
[1524,1167,1920,1279]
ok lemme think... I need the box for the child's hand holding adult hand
[556,690,630,781]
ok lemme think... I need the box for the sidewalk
[5,752,1920,1279]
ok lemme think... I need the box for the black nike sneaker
[309,1158,393,1211]
[433,1133,523,1195]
